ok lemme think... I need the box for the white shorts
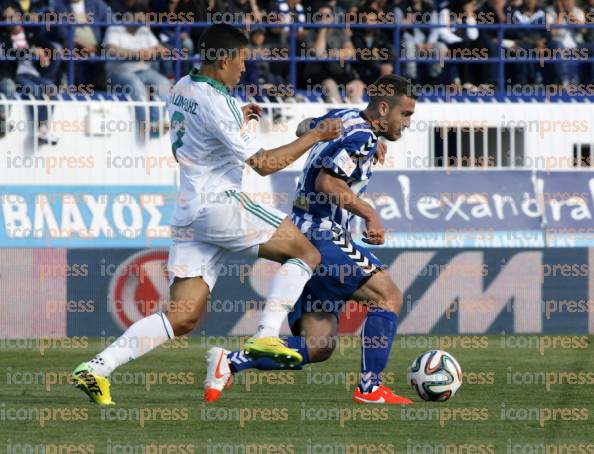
[167,189,287,290]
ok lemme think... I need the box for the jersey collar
[189,68,229,95]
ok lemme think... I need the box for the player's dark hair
[198,24,249,65]
[367,75,417,109]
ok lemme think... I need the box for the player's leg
[291,312,338,362]
[72,276,210,405]
[204,276,337,402]
[204,310,338,402]
[350,270,412,404]
[72,224,219,405]
[251,217,320,340]
[238,202,321,365]
[166,276,210,336]
[234,312,338,372]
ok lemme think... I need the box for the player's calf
[350,271,410,402]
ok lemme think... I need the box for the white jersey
[167,69,262,226]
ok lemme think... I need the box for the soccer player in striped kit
[208,74,417,404]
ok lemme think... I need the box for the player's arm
[246,119,341,176]
[315,169,385,245]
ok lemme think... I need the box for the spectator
[506,0,547,85]
[546,0,586,86]
[242,28,285,89]
[5,0,62,83]
[265,0,307,87]
[268,0,307,47]
[322,0,348,20]
[135,0,191,78]
[107,0,137,12]
[475,0,511,86]
[395,0,445,83]
[436,0,482,87]
[16,0,49,11]
[351,7,394,84]
[103,5,171,135]
[582,0,594,83]
[368,0,389,16]
[586,0,594,43]
[239,29,286,121]
[105,0,140,12]
[175,0,223,68]
[302,3,365,103]
[51,0,111,87]
[0,0,59,144]
[226,0,262,22]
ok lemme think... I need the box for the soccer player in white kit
[72,23,341,405]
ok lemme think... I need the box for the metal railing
[0,21,593,93]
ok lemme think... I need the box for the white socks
[87,311,174,377]
[255,258,313,338]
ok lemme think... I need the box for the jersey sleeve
[322,130,377,179]
[207,95,262,161]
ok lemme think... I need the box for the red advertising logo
[108,250,169,330]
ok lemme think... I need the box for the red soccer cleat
[352,385,413,405]
[203,347,233,402]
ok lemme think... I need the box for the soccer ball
[408,350,462,401]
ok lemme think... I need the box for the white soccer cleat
[203,347,232,402]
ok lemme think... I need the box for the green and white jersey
[167,68,261,226]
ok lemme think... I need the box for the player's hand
[242,103,262,123]
[363,213,385,245]
[36,48,50,68]
[313,118,342,141]
[373,141,387,166]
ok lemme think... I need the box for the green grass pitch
[1,335,593,453]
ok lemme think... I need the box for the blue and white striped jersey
[291,108,378,233]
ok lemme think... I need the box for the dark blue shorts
[288,228,384,334]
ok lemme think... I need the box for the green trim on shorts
[237,192,284,227]
[227,191,283,228]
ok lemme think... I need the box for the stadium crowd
[0,0,593,141]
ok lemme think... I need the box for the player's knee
[308,345,335,363]
[306,334,336,362]
[168,312,200,336]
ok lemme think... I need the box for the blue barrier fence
[0,21,593,92]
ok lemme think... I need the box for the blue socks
[359,309,397,393]
[227,336,310,372]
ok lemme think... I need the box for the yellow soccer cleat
[72,362,114,405]
[244,337,303,366]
